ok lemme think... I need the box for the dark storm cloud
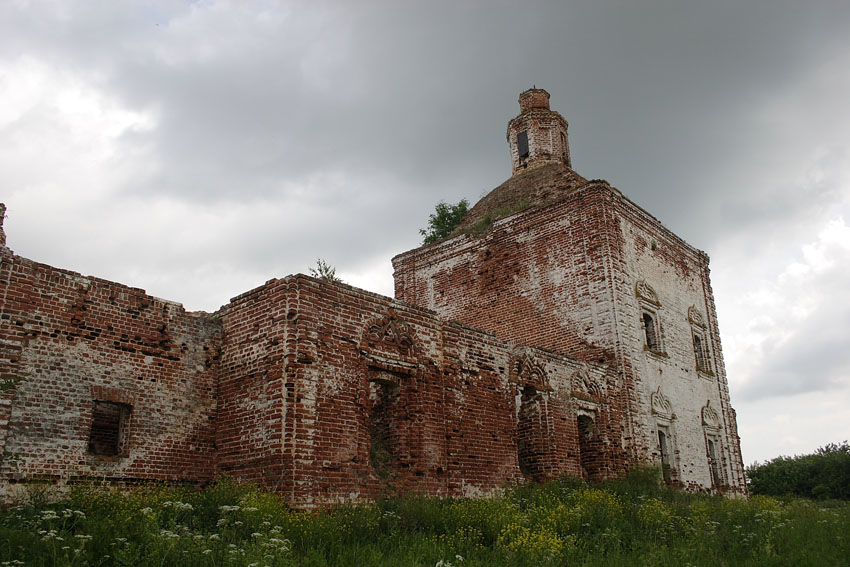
[5,1,848,225]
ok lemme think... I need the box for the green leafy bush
[747,441,850,499]
[420,199,469,244]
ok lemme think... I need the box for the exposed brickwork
[0,87,746,503]
[0,243,220,499]
[392,89,746,494]
[214,275,622,505]
[508,88,571,173]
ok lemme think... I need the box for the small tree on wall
[309,258,342,283]
[419,199,469,244]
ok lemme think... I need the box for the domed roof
[452,162,588,235]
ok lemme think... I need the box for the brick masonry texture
[0,211,220,496]
[0,89,746,504]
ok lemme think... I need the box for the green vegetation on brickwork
[309,258,342,283]
[747,441,850,500]
[2,468,849,566]
[420,200,469,244]
[461,200,531,238]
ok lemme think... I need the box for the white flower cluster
[435,555,464,567]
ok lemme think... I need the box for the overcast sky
[2,0,849,466]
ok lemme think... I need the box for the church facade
[0,89,745,505]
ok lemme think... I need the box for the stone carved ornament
[701,400,721,429]
[688,305,707,328]
[365,314,414,354]
[509,347,548,390]
[571,363,604,399]
[650,386,672,419]
[635,280,660,306]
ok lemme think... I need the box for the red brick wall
[393,182,620,364]
[0,244,220,496]
[214,278,295,494]
[392,183,746,493]
[217,275,620,505]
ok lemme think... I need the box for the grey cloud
[736,238,850,401]
[3,1,850,299]
[739,303,850,401]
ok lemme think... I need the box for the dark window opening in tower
[643,313,659,351]
[517,131,529,158]
[561,132,567,162]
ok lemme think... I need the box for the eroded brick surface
[392,90,746,494]
[214,276,622,505]
[0,237,220,500]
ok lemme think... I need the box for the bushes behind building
[746,441,850,500]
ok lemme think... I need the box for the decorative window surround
[636,280,666,356]
[688,306,714,376]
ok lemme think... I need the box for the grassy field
[1,470,848,566]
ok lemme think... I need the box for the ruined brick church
[0,89,746,504]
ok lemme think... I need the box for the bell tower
[507,88,572,175]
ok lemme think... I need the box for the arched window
[561,132,568,162]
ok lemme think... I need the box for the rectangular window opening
[693,332,711,372]
[643,312,660,351]
[88,401,131,456]
[517,131,529,158]
[658,428,672,484]
[707,438,723,488]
